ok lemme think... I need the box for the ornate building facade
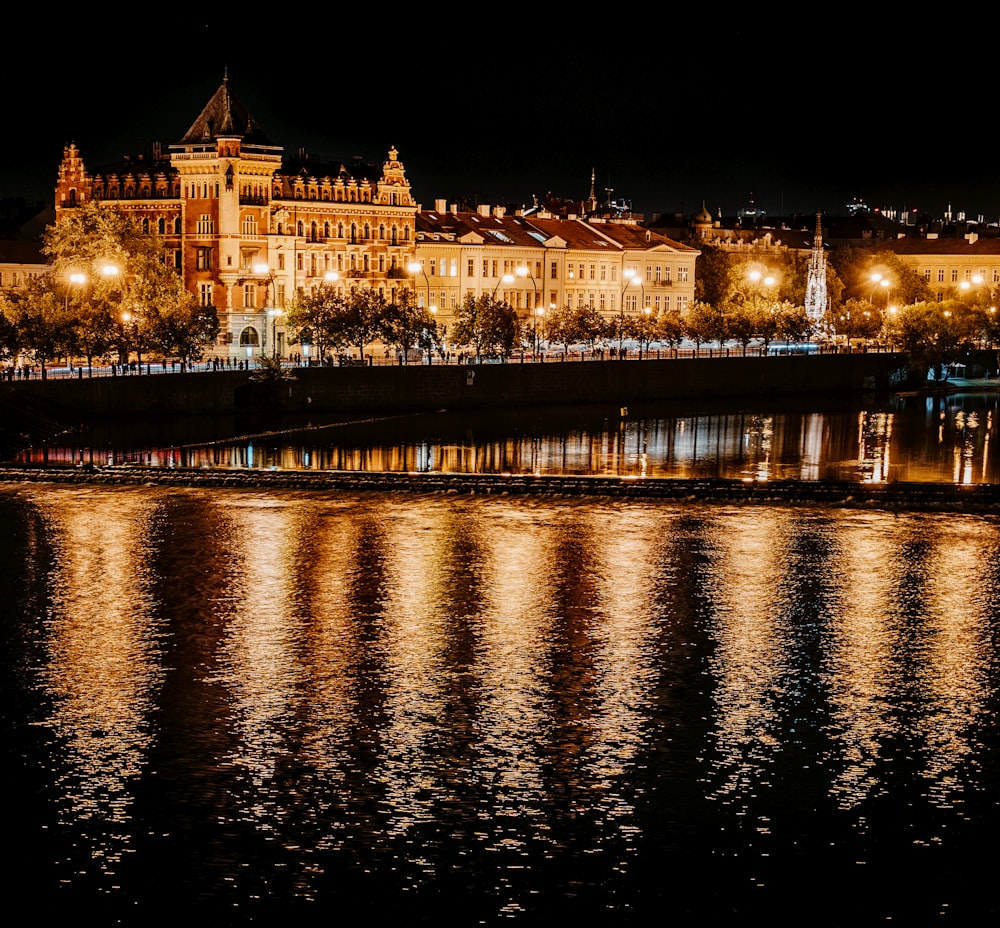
[54,76,418,360]
[413,202,699,340]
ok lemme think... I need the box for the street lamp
[493,272,515,299]
[533,306,545,359]
[407,261,434,311]
[620,267,642,356]
[253,262,279,358]
[65,271,86,310]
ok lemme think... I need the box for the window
[677,296,689,312]
[429,259,437,276]
[450,259,458,277]
[678,267,689,283]
[196,247,213,270]
[468,258,475,277]
[938,269,945,282]
[200,283,213,306]
[550,261,557,280]
[278,253,285,271]
[923,268,931,281]
[951,269,958,282]
[243,283,256,309]
[483,258,489,277]
[196,214,213,234]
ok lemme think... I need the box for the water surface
[4,483,999,924]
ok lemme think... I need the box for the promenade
[3,341,880,382]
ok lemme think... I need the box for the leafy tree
[1,276,76,379]
[627,309,659,357]
[827,298,883,344]
[451,294,519,361]
[685,300,727,348]
[285,283,346,362]
[381,287,439,362]
[894,300,979,381]
[152,291,220,367]
[544,303,607,354]
[655,310,685,348]
[828,245,931,308]
[340,286,388,362]
[0,305,18,364]
[41,200,207,368]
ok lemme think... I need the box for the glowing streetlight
[407,261,433,311]
[493,272,515,299]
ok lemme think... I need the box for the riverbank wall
[0,352,911,422]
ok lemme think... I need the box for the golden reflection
[580,509,663,807]
[909,519,992,812]
[705,510,790,806]
[366,507,457,838]
[857,410,893,483]
[30,486,165,874]
[473,506,556,802]
[209,496,310,806]
[824,513,900,809]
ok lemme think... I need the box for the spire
[175,75,275,147]
[804,211,828,327]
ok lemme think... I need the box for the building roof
[173,74,278,149]
[882,235,1000,257]
[417,209,700,255]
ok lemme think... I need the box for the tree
[828,245,931,308]
[285,283,347,363]
[894,300,980,381]
[451,294,519,361]
[381,287,439,362]
[685,300,727,348]
[151,290,220,367]
[341,286,388,362]
[544,303,607,354]
[1,276,76,379]
[42,200,207,368]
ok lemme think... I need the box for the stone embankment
[3,464,1000,514]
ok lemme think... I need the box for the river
[4,391,1000,925]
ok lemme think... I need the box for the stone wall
[0,353,913,421]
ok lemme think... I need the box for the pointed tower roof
[175,74,276,147]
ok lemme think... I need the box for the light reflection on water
[17,390,1000,484]
[4,484,1000,924]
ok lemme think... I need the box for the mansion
[48,76,699,359]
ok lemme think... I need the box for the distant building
[54,75,418,360]
[882,233,1000,303]
[414,202,699,339]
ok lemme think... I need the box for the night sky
[3,15,996,223]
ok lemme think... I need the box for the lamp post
[253,262,280,359]
[533,306,545,359]
[493,272,515,299]
[620,267,641,357]
[65,271,86,311]
[407,261,433,312]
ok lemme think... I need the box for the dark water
[17,388,1000,484]
[4,483,1000,925]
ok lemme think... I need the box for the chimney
[478,204,491,216]
[434,198,447,212]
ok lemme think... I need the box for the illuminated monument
[804,213,828,325]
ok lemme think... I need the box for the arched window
[297,220,304,237]
[239,326,260,346]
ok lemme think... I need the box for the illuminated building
[53,75,418,361]
[414,203,699,338]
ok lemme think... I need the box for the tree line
[4,203,998,384]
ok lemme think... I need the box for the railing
[2,342,899,381]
